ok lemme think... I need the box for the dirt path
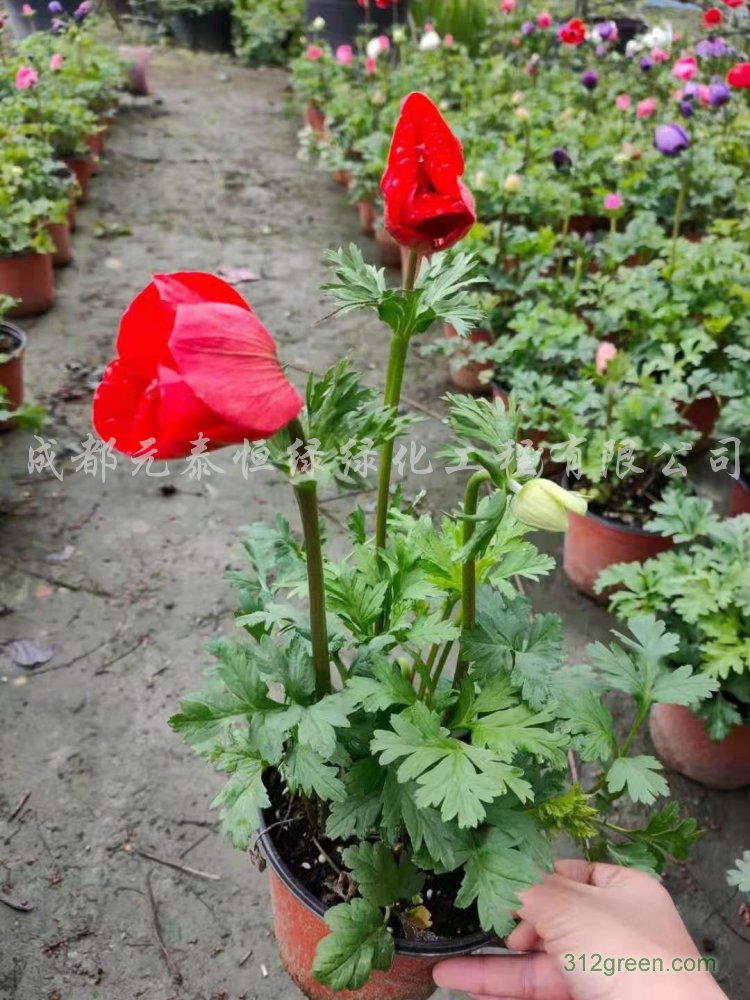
[1,53,748,1000]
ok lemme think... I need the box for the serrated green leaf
[556,691,616,762]
[342,843,424,907]
[296,692,353,757]
[326,758,386,840]
[470,704,567,768]
[286,744,346,802]
[313,899,394,992]
[606,755,669,805]
[347,659,417,713]
[210,748,269,848]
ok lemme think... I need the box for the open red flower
[380,91,475,253]
[721,0,744,8]
[727,62,750,87]
[92,273,303,459]
[703,6,723,25]
[559,18,586,45]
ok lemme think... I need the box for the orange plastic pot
[375,226,402,269]
[67,199,78,233]
[357,200,377,237]
[0,321,26,431]
[304,101,327,135]
[333,168,353,188]
[650,704,750,790]
[0,251,55,317]
[260,827,494,1000]
[730,475,750,516]
[85,131,105,173]
[47,221,73,267]
[446,325,493,394]
[563,507,673,600]
[680,395,720,450]
[64,155,96,203]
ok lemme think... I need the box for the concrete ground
[1,53,748,1000]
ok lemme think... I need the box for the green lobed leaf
[313,899,395,992]
[727,852,750,893]
[341,842,424,907]
[210,748,270,849]
[286,744,346,802]
[606,755,669,806]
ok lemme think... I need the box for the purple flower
[654,123,690,157]
[521,20,535,36]
[74,0,91,20]
[48,0,62,11]
[679,99,694,119]
[597,20,617,42]
[709,81,731,107]
[696,37,727,59]
[552,147,573,171]
[640,56,653,72]
[581,69,599,91]
[683,81,699,100]
[595,43,608,59]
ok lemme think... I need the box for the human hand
[433,860,728,1000]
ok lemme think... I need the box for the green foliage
[233,0,304,67]
[727,852,750,894]
[313,899,394,992]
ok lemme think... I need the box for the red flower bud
[92,273,302,459]
[727,62,750,88]
[380,91,475,253]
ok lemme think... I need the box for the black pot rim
[0,321,28,363]
[560,472,662,537]
[258,815,498,958]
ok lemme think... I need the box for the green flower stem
[453,470,492,692]
[289,417,331,698]
[556,211,571,278]
[374,248,419,553]
[669,171,690,277]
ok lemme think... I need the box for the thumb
[516,863,630,934]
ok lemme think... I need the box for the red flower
[92,273,302,459]
[727,62,750,87]
[380,91,475,253]
[559,18,586,45]
[703,6,723,25]
[722,0,744,7]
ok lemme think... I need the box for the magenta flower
[49,52,64,70]
[74,0,91,19]
[603,193,624,212]
[537,11,552,29]
[306,45,324,60]
[596,342,618,375]
[672,56,698,81]
[615,94,631,111]
[365,56,377,76]
[21,3,34,15]
[654,123,690,156]
[636,97,658,118]
[335,44,353,64]
[376,34,390,52]
[501,0,516,13]
[651,47,670,64]
[15,65,39,89]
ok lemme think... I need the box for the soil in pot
[47,221,73,268]
[0,252,55,317]
[650,703,750,790]
[259,772,493,1000]
[446,325,493,394]
[730,473,750,516]
[64,155,96,204]
[0,322,27,428]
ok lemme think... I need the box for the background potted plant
[598,492,750,789]
[0,296,44,431]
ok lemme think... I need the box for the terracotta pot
[680,395,720,450]
[118,45,152,96]
[375,226,402,270]
[0,251,55,317]
[333,168,353,188]
[563,507,673,600]
[650,703,750,790]
[47,221,73,268]
[0,321,27,430]
[85,131,105,173]
[304,101,327,135]
[64,155,96,204]
[357,200,377,237]
[730,474,750,516]
[67,199,78,233]
[446,325,493,394]
[260,826,494,1000]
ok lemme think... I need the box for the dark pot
[680,395,720,451]
[563,505,673,601]
[0,321,27,429]
[730,474,750,516]
[650,704,750,790]
[259,822,495,1000]
[305,0,409,49]
[169,6,233,54]
[4,0,79,37]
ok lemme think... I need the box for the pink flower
[603,192,624,212]
[335,44,353,64]
[615,94,631,111]
[306,45,324,61]
[14,65,39,89]
[697,84,711,105]
[444,33,454,47]
[537,11,552,28]
[672,56,698,81]
[49,52,64,71]
[636,97,657,118]
[596,342,618,375]
[651,47,670,64]
[365,56,377,76]
[377,34,390,52]
[21,3,34,14]
[501,0,516,12]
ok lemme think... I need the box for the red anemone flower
[380,91,476,253]
[727,62,750,87]
[721,0,744,8]
[92,273,303,459]
[704,6,723,25]
[559,18,586,45]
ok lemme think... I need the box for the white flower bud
[512,479,588,532]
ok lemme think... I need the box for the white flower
[392,26,407,45]
[311,15,325,32]
[419,29,441,52]
[366,37,382,59]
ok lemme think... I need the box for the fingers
[506,918,541,952]
[552,859,632,888]
[433,953,571,1000]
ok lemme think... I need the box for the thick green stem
[289,417,331,698]
[454,471,492,692]
[374,248,418,553]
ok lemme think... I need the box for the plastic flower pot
[259,824,495,1000]
[67,200,78,233]
[650,704,750,790]
[563,507,674,601]
[46,221,73,268]
[0,252,55,317]
[333,168,353,188]
[118,46,153,96]
[64,155,96,204]
[305,0,409,49]
[85,131,105,173]
[357,201,377,237]
[169,7,233,54]
[730,474,750,516]
[680,396,720,450]
[375,226,402,270]
[304,102,327,136]
[0,321,27,431]
[446,325,493,394]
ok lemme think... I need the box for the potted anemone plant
[91,93,711,999]
[599,490,750,789]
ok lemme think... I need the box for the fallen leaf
[217,266,260,285]
[11,640,54,668]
